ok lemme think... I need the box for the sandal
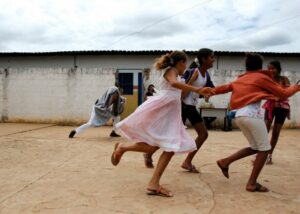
[217,160,229,178]
[181,164,200,173]
[147,186,173,197]
[143,153,154,168]
[111,143,121,166]
[246,183,269,192]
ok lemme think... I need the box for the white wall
[0,56,75,68]
[0,67,116,125]
[216,56,300,72]
[0,55,158,69]
[0,54,299,72]
[76,55,156,68]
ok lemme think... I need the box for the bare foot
[143,153,154,168]
[216,159,229,178]
[111,143,124,166]
[181,162,200,173]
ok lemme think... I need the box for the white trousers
[235,117,271,151]
[75,115,120,134]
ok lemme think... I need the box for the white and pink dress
[116,69,196,154]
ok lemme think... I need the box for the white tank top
[183,70,207,106]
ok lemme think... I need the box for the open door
[117,69,143,118]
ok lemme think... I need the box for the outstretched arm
[164,68,214,96]
[212,83,233,95]
[259,77,299,100]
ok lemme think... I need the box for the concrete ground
[0,123,299,214]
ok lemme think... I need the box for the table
[199,107,228,130]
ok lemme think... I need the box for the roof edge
[0,50,299,57]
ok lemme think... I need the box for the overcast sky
[0,0,299,52]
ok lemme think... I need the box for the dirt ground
[0,123,299,214]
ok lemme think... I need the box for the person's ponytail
[154,51,187,70]
[155,53,174,70]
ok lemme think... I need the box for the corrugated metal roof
[0,50,299,57]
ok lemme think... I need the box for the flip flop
[111,143,121,166]
[147,186,173,197]
[181,164,200,173]
[217,160,229,178]
[246,183,269,192]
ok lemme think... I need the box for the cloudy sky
[0,0,299,52]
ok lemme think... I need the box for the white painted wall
[216,56,300,72]
[76,55,155,68]
[0,56,75,68]
[0,68,116,125]
[0,55,157,69]
[1,54,298,72]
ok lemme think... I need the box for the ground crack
[0,125,56,138]
[198,175,216,214]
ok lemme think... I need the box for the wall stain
[1,68,9,121]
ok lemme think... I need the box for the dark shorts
[264,108,289,125]
[182,103,203,125]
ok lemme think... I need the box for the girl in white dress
[111,51,214,197]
